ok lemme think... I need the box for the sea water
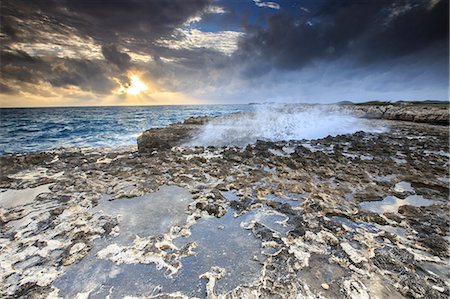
[0,105,250,153]
[0,104,386,153]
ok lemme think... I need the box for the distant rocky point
[345,104,449,125]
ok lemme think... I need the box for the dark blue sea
[0,105,252,154]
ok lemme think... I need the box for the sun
[127,75,148,95]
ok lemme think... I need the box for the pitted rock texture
[346,104,449,125]
[0,120,449,298]
[137,116,210,152]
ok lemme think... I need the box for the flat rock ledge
[137,115,209,153]
[346,104,449,125]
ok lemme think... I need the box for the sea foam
[188,104,387,147]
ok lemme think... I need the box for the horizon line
[0,99,448,109]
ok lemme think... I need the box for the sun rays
[126,75,148,95]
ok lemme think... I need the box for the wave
[187,104,387,147]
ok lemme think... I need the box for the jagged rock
[137,116,210,152]
[347,104,449,125]
[2,108,448,298]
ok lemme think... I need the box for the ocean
[0,105,251,154]
[0,104,387,154]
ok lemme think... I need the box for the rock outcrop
[345,104,449,125]
[137,116,210,153]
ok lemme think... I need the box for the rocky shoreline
[1,106,449,298]
[344,104,449,125]
[137,104,449,153]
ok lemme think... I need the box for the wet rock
[195,202,226,217]
[10,282,51,299]
[229,197,254,214]
[398,272,447,299]
[398,205,449,236]
[1,113,449,298]
[418,234,449,257]
[373,247,415,273]
[137,117,209,153]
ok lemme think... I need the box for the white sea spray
[188,104,387,146]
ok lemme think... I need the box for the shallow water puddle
[54,185,193,297]
[297,253,351,298]
[172,210,263,297]
[377,225,407,238]
[393,181,414,193]
[5,201,61,237]
[243,207,291,236]
[92,185,191,245]
[418,261,450,281]
[437,177,450,183]
[330,216,380,234]
[221,190,240,201]
[373,174,397,182]
[0,183,53,209]
[265,193,304,207]
[54,186,264,298]
[359,195,442,214]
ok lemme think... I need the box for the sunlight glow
[127,75,148,95]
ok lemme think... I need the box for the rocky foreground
[0,106,449,298]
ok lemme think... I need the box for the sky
[0,0,448,107]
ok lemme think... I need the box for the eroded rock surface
[0,120,449,298]
[137,116,210,152]
[345,104,449,125]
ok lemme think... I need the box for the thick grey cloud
[0,82,15,94]
[0,49,118,94]
[0,50,45,84]
[0,0,448,103]
[101,45,131,71]
[48,59,118,94]
[215,0,448,102]
[1,0,211,44]
[0,0,214,96]
[236,0,448,73]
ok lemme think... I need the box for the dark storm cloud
[0,0,213,95]
[0,50,47,84]
[0,82,15,94]
[101,45,131,71]
[236,0,449,74]
[0,16,17,40]
[51,0,210,43]
[0,0,448,102]
[48,59,118,94]
[362,1,448,61]
[1,0,211,44]
[0,50,118,94]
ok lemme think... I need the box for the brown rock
[137,116,210,153]
[346,104,449,125]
